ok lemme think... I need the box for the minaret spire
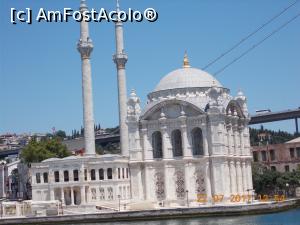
[116,0,120,11]
[77,0,96,156]
[113,0,129,156]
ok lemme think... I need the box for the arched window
[54,171,59,182]
[99,169,104,180]
[192,127,204,156]
[43,172,48,183]
[107,168,112,180]
[172,129,183,157]
[73,170,79,181]
[91,169,96,180]
[64,170,69,182]
[36,173,41,184]
[152,131,163,159]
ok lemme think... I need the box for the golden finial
[183,51,191,68]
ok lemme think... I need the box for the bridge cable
[213,12,300,76]
[202,0,299,70]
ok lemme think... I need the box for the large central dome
[153,54,222,92]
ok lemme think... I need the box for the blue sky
[1,0,299,135]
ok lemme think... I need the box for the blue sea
[71,208,300,225]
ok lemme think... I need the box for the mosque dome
[153,53,222,92]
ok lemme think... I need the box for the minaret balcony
[77,39,94,59]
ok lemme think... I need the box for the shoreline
[1,199,299,225]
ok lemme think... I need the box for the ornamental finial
[183,51,191,68]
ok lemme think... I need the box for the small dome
[154,67,222,92]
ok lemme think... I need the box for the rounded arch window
[171,129,183,157]
[152,131,163,159]
[191,127,204,156]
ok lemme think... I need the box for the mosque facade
[30,0,253,210]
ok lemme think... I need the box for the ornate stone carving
[127,89,141,120]
[175,170,185,199]
[77,38,93,59]
[195,170,206,194]
[108,187,113,200]
[154,172,165,200]
[99,188,105,200]
[113,52,128,69]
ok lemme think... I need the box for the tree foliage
[252,163,300,195]
[20,138,71,164]
[250,126,297,146]
[54,130,66,140]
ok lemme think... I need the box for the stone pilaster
[226,121,233,155]
[236,161,243,194]
[61,188,65,205]
[241,161,248,194]
[70,187,74,205]
[161,125,171,159]
[205,161,212,201]
[223,161,231,198]
[246,160,253,190]
[239,123,245,156]
[144,166,151,200]
[141,125,153,160]
[232,119,239,156]
[50,189,55,201]
[202,127,209,156]
[229,160,237,194]
[80,186,85,205]
[179,116,191,158]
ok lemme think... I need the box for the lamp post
[186,190,189,207]
[0,201,2,218]
[246,189,254,203]
[286,183,289,198]
[118,194,121,211]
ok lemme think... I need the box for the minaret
[77,0,96,156]
[113,0,129,156]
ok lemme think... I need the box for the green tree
[21,138,71,164]
[252,163,300,196]
[54,130,66,140]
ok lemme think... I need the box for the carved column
[50,189,55,201]
[223,161,230,198]
[232,119,239,156]
[246,160,253,190]
[180,115,191,158]
[164,164,171,202]
[61,188,65,205]
[159,116,171,159]
[79,165,85,182]
[236,161,243,194]
[239,123,245,156]
[70,187,74,205]
[141,123,153,160]
[161,126,171,159]
[229,160,237,194]
[202,126,209,156]
[80,186,85,205]
[205,161,212,202]
[226,122,233,155]
[241,161,248,194]
[144,166,151,200]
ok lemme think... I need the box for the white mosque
[30,0,253,210]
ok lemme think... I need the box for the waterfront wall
[0,199,299,225]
